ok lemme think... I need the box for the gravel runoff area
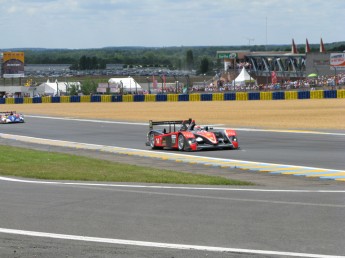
[2,99,345,187]
[5,99,345,130]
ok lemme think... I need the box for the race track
[1,116,345,257]
[1,115,345,170]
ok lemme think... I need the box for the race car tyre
[149,132,156,149]
[178,134,185,151]
[149,132,162,150]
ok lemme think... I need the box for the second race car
[0,111,25,124]
[146,118,239,151]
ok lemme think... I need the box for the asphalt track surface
[1,116,345,257]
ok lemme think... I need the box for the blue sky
[0,0,343,49]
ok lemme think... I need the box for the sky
[0,0,344,49]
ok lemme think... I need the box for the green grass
[0,145,252,185]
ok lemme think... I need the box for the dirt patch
[5,99,345,130]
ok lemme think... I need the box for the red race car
[146,118,239,151]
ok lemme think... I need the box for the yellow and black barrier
[0,89,343,105]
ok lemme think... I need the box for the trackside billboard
[330,53,345,70]
[2,52,25,78]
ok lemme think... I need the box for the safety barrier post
[167,94,178,102]
[337,89,345,98]
[212,93,224,101]
[122,95,133,102]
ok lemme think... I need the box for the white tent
[36,79,80,96]
[108,77,143,93]
[233,67,256,86]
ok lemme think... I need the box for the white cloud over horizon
[0,0,343,49]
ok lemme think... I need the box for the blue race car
[0,111,25,124]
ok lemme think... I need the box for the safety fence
[1,90,344,104]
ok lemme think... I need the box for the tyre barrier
[224,92,236,101]
[248,92,260,100]
[1,89,344,105]
[201,93,213,101]
[156,94,167,102]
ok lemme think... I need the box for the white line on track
[1,176,344,193]
[0,228,343,258]
[26,115,345,136]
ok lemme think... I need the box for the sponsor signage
[217,52,238,59]
[330,53,345,70]
[2,52,25,78]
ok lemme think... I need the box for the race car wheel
[149,132,156,149]
[178,134,185,151]
[149,132,163,150]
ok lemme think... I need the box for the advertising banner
[330,53,345,70]
[2,52,25,78]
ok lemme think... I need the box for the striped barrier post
[285,91,298,100]
[24,97,33,104]
[167,94,178,102]
[189,93,201,101]
[80,95,91,102]
[41,96,51,103]
[14,98,24,104]
[310,90,324,99]
[156,94,167,102]
[91,95,101,102]
[324,90,337,98]
[122,95,133,102]
[112,95,123,102]
[201,93,212,101]
[272,91,285,100]
[337,89,345,98]
[236,92,248,101]
[212,93,224,101]
[178,94,189,101]
[70,96,81,103]
[260,92,272,100]
[5,98,15,104]
[101,95,111,102]
[144,94,156,102]
[52,96,60,103]
[248,92,260,100]
[298,91,310,99]
[224,92,236,101]
[133,94,145,102]
[60,96,70,103]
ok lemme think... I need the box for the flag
[163,74,166,90]
[152,75,157,89]
[305,38,311,53]
[291,39,298,54]
[271,71,277,84]
[320,38,326,53]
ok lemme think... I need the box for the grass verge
[0,145,252,185]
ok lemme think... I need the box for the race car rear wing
[149,118,192,131]
[0,111,17,115]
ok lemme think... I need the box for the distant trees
[70,55,106,70]
[199,57,210,74]
[186,50,194,70]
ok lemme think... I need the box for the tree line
[21,43,345,75]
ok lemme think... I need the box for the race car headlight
[196,137,203,142]
[188,138,196,144]
[232,136,237,142]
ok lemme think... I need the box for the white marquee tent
[108,77,143,93]
[233,67,256,86]
[36,80,80,96]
